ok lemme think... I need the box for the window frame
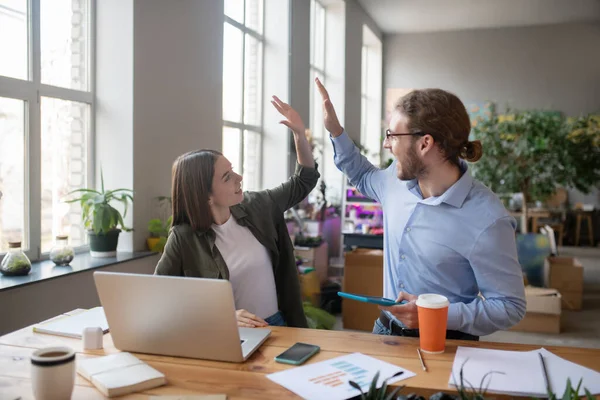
[223,1,265,191]
[0,0,96,261]
[309,0,326,172]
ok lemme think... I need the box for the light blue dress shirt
[332,131,526,336]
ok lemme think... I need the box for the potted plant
[65,172,133,257]
[470,107,599,232]
[147,196,172,252]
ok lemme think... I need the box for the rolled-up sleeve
[446,216,527,336]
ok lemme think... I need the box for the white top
[212,215,278,319]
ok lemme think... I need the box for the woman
[155,96,318,328]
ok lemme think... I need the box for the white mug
[31,346,76,400]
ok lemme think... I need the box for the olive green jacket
[154,162,320,328]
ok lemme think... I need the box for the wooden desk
[1,323,600,399]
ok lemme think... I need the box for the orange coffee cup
[416,294,449,354]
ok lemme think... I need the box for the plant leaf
[384,385,405,400]
[367,371,380,399]
[348,380,365,399]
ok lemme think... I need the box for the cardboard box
[342,249,384,332]
[543,256,583,310]
[510,286,561,334]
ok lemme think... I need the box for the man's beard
[396,144,426,181]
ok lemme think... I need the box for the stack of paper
[33,307,109,339]
[449,346,600,397]
[267,352,415,400]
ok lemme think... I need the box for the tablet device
[337,292,407,306]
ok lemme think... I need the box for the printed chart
[267,352,415,400]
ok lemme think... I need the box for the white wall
[132,0,224,251]
[384,23,600,116]
[98,0,224,251]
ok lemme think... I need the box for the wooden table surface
[1,321,600,399]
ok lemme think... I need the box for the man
[320,79,525,339]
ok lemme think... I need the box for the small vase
[49,235,75,266]
[0,242,32,276]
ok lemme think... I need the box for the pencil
[417,348,427,371]
[538,353,552,395]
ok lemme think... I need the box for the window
[360,25,382,166]
[223,0,264,191]
[0,0,93,259]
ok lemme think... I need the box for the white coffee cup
[31,346,76,400]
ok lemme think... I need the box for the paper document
[267,352,415,400]
[33,307,109,339]
[532,348,600,396]
[449,347,600,397]
[449,347,547,397]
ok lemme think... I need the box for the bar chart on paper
[310,360,371,390]
[267,353,415,400]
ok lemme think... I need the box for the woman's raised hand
[271,95,306,136]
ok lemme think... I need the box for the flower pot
[146,236,167,252]
[88,230,121,258]
[147,237,161,251]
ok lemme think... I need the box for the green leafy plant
[470,107,600,228]
[564,114,600,194]
[147,196,172,252]
[349,371,406,400]
[65,171,133,234]
[351,362,596,400]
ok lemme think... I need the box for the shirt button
[400,283,405,288]
[401,254,406,260]
[406,227,411,232]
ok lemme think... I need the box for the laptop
[93,271,271,362]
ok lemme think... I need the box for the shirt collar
[406,160,473,208]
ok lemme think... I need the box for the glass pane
[361,45,368,95]
[222,127,241,176]
[40,97,89,253]
[0,0,28,80]
[309,0,315,66]
[243,130,261,191]
[41,0,90,90]
[310,71,325,159]
[243,34,262,126]
[313,1,325,70]
[223,23,243,123]
[224,0,243,24]
[245,0,263,34]
[0,97,26,252]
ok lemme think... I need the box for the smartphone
[337,291,407,307]
[274,342,320,365]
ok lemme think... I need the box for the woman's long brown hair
[171,149,222,232]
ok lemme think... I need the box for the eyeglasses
[385,129,426,140]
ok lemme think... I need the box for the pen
[417,348,427,372]
[539,353,552,395]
